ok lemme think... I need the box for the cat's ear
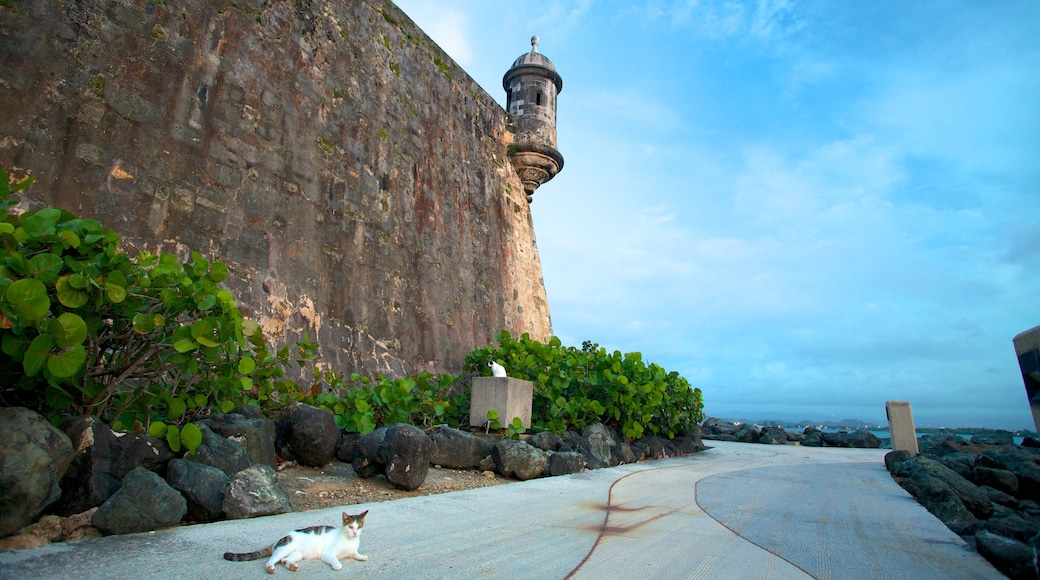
[357,510,369,520]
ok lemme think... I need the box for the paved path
[0,441,1003,579]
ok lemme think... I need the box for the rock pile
[0,405,706,550]
[885,432,1040,578]
[700,417,881,448]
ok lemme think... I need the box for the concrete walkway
[0,441,1003,579]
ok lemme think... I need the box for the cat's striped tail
[222,546,273,561]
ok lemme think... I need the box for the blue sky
[393,0,1040,430]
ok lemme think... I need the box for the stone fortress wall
[0,0,554,377]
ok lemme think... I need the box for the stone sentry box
[470,377,534,429]
[1013,325,1040,434]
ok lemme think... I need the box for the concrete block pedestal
[470,377,533,429]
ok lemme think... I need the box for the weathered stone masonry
[0,0,552,377]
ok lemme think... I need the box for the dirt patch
[275,460,515,512]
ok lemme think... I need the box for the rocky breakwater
[885,432,1040,579]
[700,417,882,448]
[1,404,706,551]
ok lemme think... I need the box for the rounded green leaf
[23,333,55,376]
[0,223,14,235]
[47,344,86,378]
[105,281,126,303]
[219,400,235,413]
[166,425,182,452]
[196,294,216,311]
[68,273,88,289]
[6,278,50,321]
[148,421,168,438]
[194,394,208,407]
[237,357,256,375]
[55,276,89,308]
[44,384,74,410]
[241,319,260,337]
[190,319,219,347]
[210,262,228,283]
[49,312,88,348]
[27,253,64,283]
[173,338,198,353]
[240,376,253,390]
[132,312,155,334]
[166,397,187,420]
[181,423,203,454]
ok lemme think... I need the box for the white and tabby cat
[223,511,369,573]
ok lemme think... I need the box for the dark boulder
[222,464,292,519]
[983,512,1040,543]
[184,422,252,477]
[527,431,563,452]
[166,458,229,523]
[971,431,1016,446]
[580,423,617,469]
[733,424,760,444]
[429,426,492,469]
[0,408,76,538]
[974,466,1019,496]
[901,474,979,536]
[801,428,825,447]
[979,447,1040,501]
[884,450,913,477]
[919,432,970,457]
[759,427,788,445]
[974,531,1039,580]
[91,467,186,535]
[610,442,637,466]
[548,451,585,476]
[701,418,738,440]
[352,423,432,490]
[336,433,363,463]
[674,431,707,454]
[199,410,277,467]
[914,457,993,519]
[492,439,548,481]
[50,417,175,518]
[638,436,671,460]
[938,452,977,481]
[980,485,1019,509]
[276,402,340,468]
[822,429,881,449]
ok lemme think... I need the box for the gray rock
[276,402,340,468]
[675,431,707,454]
[982,512,1040,543]
[978,447,1040,501]
[166,458,229,523]
[527,431,562,452]
[199,411,277,467]
[549,451,585,476]
[971,431,1016,446]
[429,426,492,468]
[0,408,75,537]
[822,429,881,448]
[900,456,992,535]
[918,432,970,457]
[91,467,186,535]
[974,466,1019,496]
[974,531,1039,580]
[184,422,252,476]
[222,464,292,519]
[610,442,636,466]
[492,439,548,481]
[701,417,738,438]
[48,416,123,517]
[581,423,617,469]
[336,433,363,463]
[733,425,760,444]
[801,428,824,447]
[884,450,913,477]
[637,436,670,460]
[353,424,431,490]
[759,427,788,445]
[979,485,1019,509]
[938,452,977,481]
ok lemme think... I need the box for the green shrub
[465,331,704,439]
[0,168,267,429]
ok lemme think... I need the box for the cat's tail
[222,546,273,562]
